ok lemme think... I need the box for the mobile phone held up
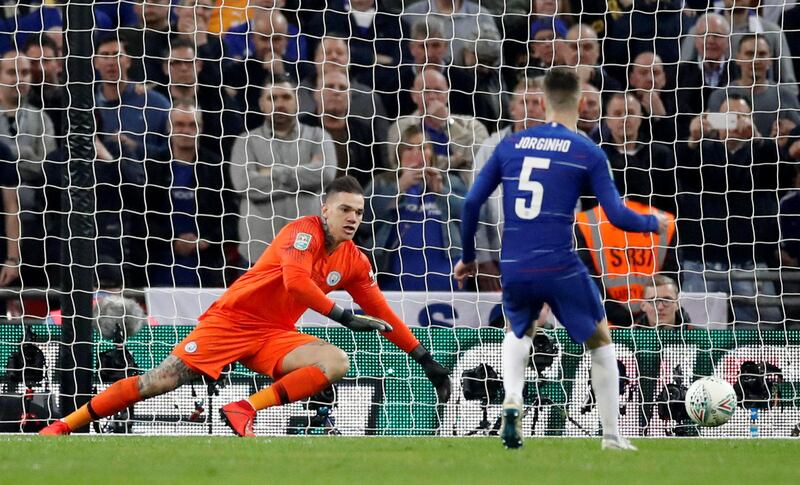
[707,112,737,131]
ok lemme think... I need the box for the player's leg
[547,271,636,451]
[221,332,347,437]
[246,339,349,410]
[41,316,249,435]
[39,355,199,435]
[497,280,540,449]
[584,320,636,451]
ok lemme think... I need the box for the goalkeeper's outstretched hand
[327,305,393,332]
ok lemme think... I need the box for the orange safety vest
[576,200,676,312]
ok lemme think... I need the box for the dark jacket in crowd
[143,146,236,287]
[675,138,780,265]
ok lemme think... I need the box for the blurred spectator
[576,199,677,327]
[224,0,308,64]
[677,95,782,325]
[679,0,797,96]
[144,103,234,287]
[42,28,63,59]
[387,68,489,184]
[229,78,336,263]
[634,275,691,329]
[782,2,800,82]
[305,0,404,91]
[94,36,171,161]
[42,111,148,287]
[0,141,20,316]
[476,0,536,81]
[511,17,568,84]
[155,37,243,160]
[628,51,677,144]
[451,28,508,132]
[676,13,732,138]
[404,17,450,73]
[592,93,676,214]
[0,50,56,289]
[779,167,800,268]
[578,82,601,137]
[0,2,139,63]
[0,3,61,54]
[173,0,229,87]
[227,8,298,130]
[22,34,65,140]
[561,23,622,95]
[603,0,683,83]
[300,69,387,188]
[397,10,506,131]
[94,1,140,29]
[120,0,172,85]
[778,166,800,326]
[707,34,800,139]
[531,0,572,29]
[470,76,546,292]
[402,0,501,67]
[398,17,454,116]
[297,36,389,144]
[0,50,56,175]
[364,125,466,291]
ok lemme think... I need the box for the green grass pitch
[1,436,798,484]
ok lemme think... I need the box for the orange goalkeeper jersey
[201,216,401,331]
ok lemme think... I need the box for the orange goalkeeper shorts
[171,315,322,380]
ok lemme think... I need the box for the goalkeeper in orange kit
[41,176,451,437]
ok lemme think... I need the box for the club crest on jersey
[326,271,342,286]
[294,232,312,251]
[184,341,198,354]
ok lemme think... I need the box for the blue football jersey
[461,122,657,273]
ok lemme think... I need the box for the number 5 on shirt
[515,156,550,220]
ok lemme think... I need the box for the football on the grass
[685,377,737,427]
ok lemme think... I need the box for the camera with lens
[655,366,699,437]
[735,361,783,410]
[459,333,559,436]
[93,296,146,434]
[531,333,557,378]
[0,328,53,433]
[461,363,503,404]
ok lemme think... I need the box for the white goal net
[0,0,799,438]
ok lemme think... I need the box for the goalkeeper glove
[327,305,394,332]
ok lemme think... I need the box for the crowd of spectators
[1,0,800,327]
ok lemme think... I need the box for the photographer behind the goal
[634,275,692,329]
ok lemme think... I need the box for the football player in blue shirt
[456,68,667,450]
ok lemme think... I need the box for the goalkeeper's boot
[39,420,71,436]
[500,396,524,449]
[601,435,638,451]
[424,361,452,404]
[220,400,257,437]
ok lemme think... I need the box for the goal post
[58,0,97,429]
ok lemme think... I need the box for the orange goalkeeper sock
[63,376,142,431]
[247,366,330,411]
